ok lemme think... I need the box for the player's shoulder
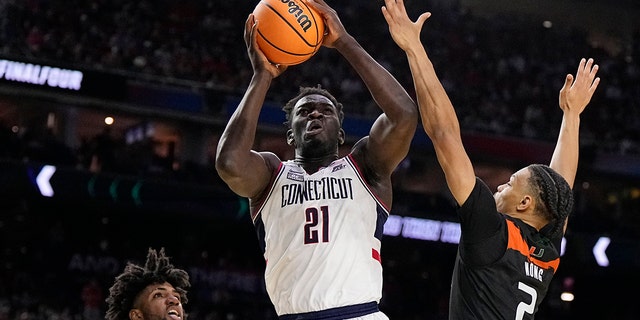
[258,151,282,166]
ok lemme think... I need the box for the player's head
[494,164,573,238]
[105,248,190,320]
[283,85,345,154]
[526,164,573,237]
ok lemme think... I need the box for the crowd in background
[2,0,639,155]
[0,0,639,319]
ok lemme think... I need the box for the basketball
[252,0,325,66]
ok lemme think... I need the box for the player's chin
[301,136,326,148]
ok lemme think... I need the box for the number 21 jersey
[252,154,389,316]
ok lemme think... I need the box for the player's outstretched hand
[559,58,600,116]
[381,0,431,52]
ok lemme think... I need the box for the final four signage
[0,59,83,90]
[0,56,128,101]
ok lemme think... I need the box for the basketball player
[105,248,190,320]
[381,1,600,318]
[215,0,418,318]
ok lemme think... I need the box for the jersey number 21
[304,206,329,244]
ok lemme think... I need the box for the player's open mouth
[306,121,323,134]
[168,309,181,319]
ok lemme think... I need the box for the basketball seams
[298,0,323,47]
[256,30,312,59]
[261,1,318,47]
[253,0,324,65]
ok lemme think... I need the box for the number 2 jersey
[251,154,389,316]
[449,177,562,320]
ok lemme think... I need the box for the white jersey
[252,154,389,316]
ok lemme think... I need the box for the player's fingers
[381,6,391,23]
[589,63,599,81]
[589,77,601,95]
[383,0,397,12]
[560,73,573,96]
[575,58,587,79]
[416,12,432,27]
[307,0,328,14]
[244,14,254,41]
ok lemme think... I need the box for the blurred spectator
[80,278,103,320]
[88,126,118,173]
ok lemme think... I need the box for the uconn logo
[279,0,314,32]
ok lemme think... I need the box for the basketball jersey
[252,154,388,316]
[449,178,562,320]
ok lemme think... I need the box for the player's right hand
[244,14,287,77]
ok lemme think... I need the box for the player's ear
[129,309,142,320]
[287,129,295,146]
[517,194,532,211]
[338,128,345,145]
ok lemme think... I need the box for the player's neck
[294,155,339,174]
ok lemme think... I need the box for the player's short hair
[282,85,344,128]
[105,248,190,320]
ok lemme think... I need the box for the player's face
[130,282,184,320]
[494,167,531,215]
[289,94,343,154]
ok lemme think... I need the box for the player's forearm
[405,47,461,140]
[406,45,476,204]
[217,72,271,162]
[550,114,580,189]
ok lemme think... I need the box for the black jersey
[449,178,562,320]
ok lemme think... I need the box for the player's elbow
[401,103,420,125]
[392,106,419,135]
[215,158,248,195]
[214,152,239,180]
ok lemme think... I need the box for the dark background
[1,0,639,319]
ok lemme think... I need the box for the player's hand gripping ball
[253,0,325,66]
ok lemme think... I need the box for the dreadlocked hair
[527,164,574,238]
[105,248,190,320]
[282,85,344,128]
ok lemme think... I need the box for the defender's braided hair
[527,164,574,238]
[282,85,345,128]
[105,248,190,320]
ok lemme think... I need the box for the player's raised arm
[308,0,418,180]
[550,58,600,189]
[215,14,285,198]
[382,0,475,205]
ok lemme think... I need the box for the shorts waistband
[279,301,379,320]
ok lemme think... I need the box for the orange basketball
[252,0,325,66]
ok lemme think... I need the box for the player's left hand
[306,0,347,49]
[559,58,600,116]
